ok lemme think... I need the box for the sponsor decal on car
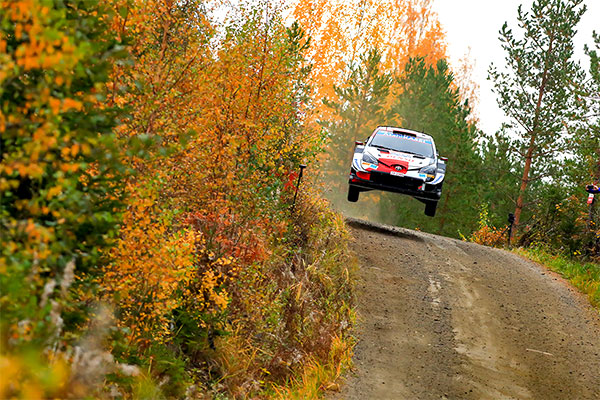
[379,153,412,161]
[378,131,433,144]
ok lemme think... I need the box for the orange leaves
[49,98,83,114]
[470,224,507,247]
[292,0,447,110]
[61,143,83,158]
[2,0,132,386]
[7,2,81,72]
[89,3,351,395]
[46,185,62,199]
[2,0,36,20]
[99,1,321,351]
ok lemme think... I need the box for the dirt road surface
[335,219,600,400]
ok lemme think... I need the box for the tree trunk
[512,35,554,235]
[513,135,535,228]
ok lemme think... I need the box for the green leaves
[1,0,128,368]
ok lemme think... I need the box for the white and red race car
[348,126,446,217]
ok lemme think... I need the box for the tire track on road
[335,218,600,400]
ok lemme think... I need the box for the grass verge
[514,247,600,310]
[267,334,355,399]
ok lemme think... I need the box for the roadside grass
[267,334,355,399]
[262,194,357,399]
[514,247,600,310]
[202,190,358,399]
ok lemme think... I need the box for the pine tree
[569,31,600,255]
[488,0,587,231]
[580,32,600,183]
[386,57,482,236]
[479,132,520,228]
[322,48,393,204]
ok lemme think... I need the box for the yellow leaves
[197,270,229,311]
[23,218,52,243]
[80,143,91,155]
[215,256,234,267]
[0,352,70,400]
[102,189,202,343]
[94,0,330,359]
[59,163,79,173]
[47,185,62,199]
[1,164,14,175]
[3,161,45,178]
[60,143,81,159]
[7,0,83,73]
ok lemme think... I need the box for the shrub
[1,0,127,397]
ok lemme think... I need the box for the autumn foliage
[0,0,490,397]
[292,0,447,106]
[3,0,597,397]
[1,0,128,397]
[1,0,356,398]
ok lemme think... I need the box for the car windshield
[370,131,434,158]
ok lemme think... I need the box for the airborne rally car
[348,126,446,217]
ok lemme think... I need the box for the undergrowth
[514,247,600,310]
[0,1,357,394]
[197,189,357,399]
[470,205,600,311]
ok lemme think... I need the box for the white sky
[433,0,599,136]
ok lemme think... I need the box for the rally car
[348,126,446,217]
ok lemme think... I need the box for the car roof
[375,126,433,140]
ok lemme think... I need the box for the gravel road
[335,218,600,400]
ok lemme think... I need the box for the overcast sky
[432,0,599,136]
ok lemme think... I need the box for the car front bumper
[349,170,442,202]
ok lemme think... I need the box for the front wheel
[424,201,437,217]
[348,186,359,202]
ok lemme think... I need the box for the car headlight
[419,164,436,181]
[362,153,379,167]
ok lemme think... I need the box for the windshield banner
[378,131,432,144]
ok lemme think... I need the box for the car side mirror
[355,141,364,146]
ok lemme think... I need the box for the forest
[0,0,598,398]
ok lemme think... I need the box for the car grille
[370,172,422,189]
